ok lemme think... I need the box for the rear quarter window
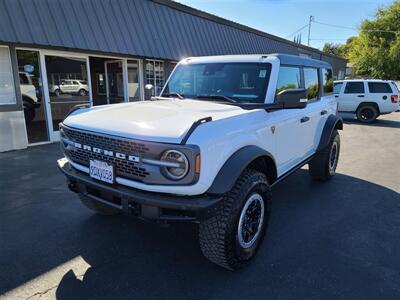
[368,82,392,93]
[322,68,333,94]
[304,68,319,100]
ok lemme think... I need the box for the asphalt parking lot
[1,113,399,300]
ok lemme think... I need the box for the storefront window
[16,49,49,143]
[45,55,90,131]
[0,46,16,105]
[128,60,140,101]
[145,60,164,99]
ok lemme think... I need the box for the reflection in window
[128,60,140,101]
[0,46,16,105]
[304,68,319,100]
[45,55,90,131]
[322,68,333,94]
[16,49,49,143]
[145,60,164,99]
[275,66,301,94]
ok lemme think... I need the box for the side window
[304,68,319,100]
[322,68,333,94]
[275,66,301,95]
[334,82,343,94]
[344,82,364,94]
[368,82,392,93]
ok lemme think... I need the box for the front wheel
[199,169,272,270]
[309,130,340,181]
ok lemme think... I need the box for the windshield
[162,63,271,103]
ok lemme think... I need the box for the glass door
[127,59,141,101]
[105,60,125,104]
[42,54,91,140]
[16,49,49,144]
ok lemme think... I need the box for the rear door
[367,81,397,113]
[339,81,366,112]
[301,67,323,155]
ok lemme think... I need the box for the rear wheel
[356,105,378,123]
[309,130,340,181]
[79,89,87,96]
[199,169,271,270]
[79,193,120,215]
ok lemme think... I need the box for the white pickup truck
[58,54,343,270]
[334,79,399,123]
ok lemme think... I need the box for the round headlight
[161,150,189,180]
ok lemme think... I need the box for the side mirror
[145,84,154,90]
[276,88,308,109]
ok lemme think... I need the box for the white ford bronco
[58,54,343,270]
[334,79,399,123]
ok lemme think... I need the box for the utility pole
[307,16,314,46]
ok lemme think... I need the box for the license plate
[89,160,114,184]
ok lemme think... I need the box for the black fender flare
[207,145,276,195]
[317,114,343,152]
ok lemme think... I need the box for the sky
[176,0,394,50]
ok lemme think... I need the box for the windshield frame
[160,62,272,104]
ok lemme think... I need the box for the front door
[42,54,91,141]
[105,60,125,104]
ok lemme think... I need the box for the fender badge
[271,126,276,134]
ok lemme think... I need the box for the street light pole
[307,16,314,46]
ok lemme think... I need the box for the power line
[313,20,400,34]
[285,23,309,39]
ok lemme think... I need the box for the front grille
[61,126,151,181]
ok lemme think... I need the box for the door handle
[334,95,339,98]
[357,95,365,98]
[320,110,328,115]
[300,116,310,123]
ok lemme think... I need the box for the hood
[63,99,248,143]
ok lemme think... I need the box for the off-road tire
[199,169,272,270]
[78,193,120,215]
[356,105,378,123]
[309,130,340,181]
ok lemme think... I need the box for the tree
[348,1,400,79]
[322,37,356,58]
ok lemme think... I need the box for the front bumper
[57,158,223,222]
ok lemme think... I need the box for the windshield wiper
[196,94,237,103]
[161,92,185,100]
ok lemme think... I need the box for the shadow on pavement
[49,170,400,299]
[344,118,400,128]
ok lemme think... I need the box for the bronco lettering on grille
[67,140,140,163]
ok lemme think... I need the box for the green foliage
[322,43,348,58]
[348,1,400,79]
